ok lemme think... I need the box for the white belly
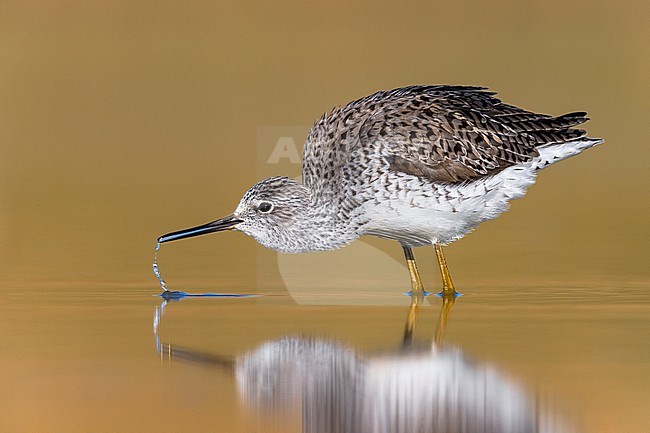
[360,162,538,246]
[357,138,600,246]
[359,137,603,246]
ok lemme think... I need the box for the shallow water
[2,282,648,433]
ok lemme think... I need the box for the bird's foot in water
[403,290,432,297]
[436,288,462,298]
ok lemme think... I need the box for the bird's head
[232,176,314,251]
[157,176,318,253]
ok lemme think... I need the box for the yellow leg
[434,243,458,297]
[402,245,426,347]
[402,245,427,301]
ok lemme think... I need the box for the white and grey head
[234,177,315,251]
[157,176,359,253]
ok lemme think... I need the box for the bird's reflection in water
[154,296,575,433]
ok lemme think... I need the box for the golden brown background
[0,1,648,433]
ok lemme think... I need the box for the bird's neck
[304,200,360,252]
[278,188,361,254]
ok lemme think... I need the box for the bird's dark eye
[258,202,273,213]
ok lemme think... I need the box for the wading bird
[157,85,602,298]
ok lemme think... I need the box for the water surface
[2,282,647,432]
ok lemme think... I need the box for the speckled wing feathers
[302,85,590,186]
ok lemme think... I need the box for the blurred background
[0,2,648,433]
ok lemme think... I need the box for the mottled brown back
[303,86,590,186]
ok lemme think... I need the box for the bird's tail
[532,137,604,171]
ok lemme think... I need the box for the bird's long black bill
[157,215,242,244]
